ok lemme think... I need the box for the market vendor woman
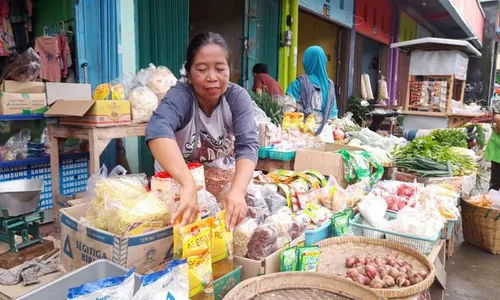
[146,32,259,228]
[485,101,500,190]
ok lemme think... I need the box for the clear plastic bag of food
[233,217,259,257]
[265,207,293,248]
[261,184,288,214]
[204,157,236,203]
[68,269,135,300]
[129,85,159,123]
[145,64,178,95]
[246,223,279,260]
[198,189,220,218]
[1,48,41,82]
[4,129,30,160]
[133,259,189,300]
[291,212,311,240]
[385,206,445,239]
[304,203,333,226]
[246,183,271,215]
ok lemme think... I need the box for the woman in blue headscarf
[286,46,338,135]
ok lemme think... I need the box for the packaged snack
[280,246,298,272]
[304,203,333,225]
[211,210,233,263]
[331,209,352,237]
[187,249,213,297]
[133,259,189,300]
[68,269,135,300]
[296,246,320,272]
[94,83,110,100]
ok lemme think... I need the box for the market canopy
[390,37,482,57]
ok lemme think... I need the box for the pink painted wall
[448,0,484,43]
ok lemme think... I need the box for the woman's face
[189,44,230,103]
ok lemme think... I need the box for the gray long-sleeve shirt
[146,81,258,164]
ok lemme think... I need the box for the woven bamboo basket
[223,272,386,300]
[315,236,436,299]
[461,199,500,254]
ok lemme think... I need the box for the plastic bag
[67,269,135,300]
[337,150,384,185]
[3,129,30,160]
[146,64,177,94]
[246,222,279,260]
[378,76,389,101]
[134,260,189,300]
[261,184,288,214]
[304,203,333,226]
[385,206,445,239]
[233,217,259,257]
[246,183,271,215]
[198,190,220,218]
[1,48,41,81]
[264,207,293,248]
[204,157,236,203]
[291,212,310,240]
[358,196,387,227]
[129,85,159,123]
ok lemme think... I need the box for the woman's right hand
[172,181,199,226]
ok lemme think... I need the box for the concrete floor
[445,241,500,300]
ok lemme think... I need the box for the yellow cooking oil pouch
[187,249,213,297]
[180,217,213,259]
[173,214,202,259]
[94,83,110,100]
[211,210,233,263]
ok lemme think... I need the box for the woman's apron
[154,96,235,173]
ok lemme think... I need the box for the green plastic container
[269,149,296,161]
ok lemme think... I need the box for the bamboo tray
[315,237,436,299]
[223,272,386,300]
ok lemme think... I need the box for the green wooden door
[243,0,281,90]
[136,0,190,176]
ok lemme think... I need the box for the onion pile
[344,255,428,289]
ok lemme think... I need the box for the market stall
[391,38,486,129]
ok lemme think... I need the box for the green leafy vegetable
[251,92,283,126]
[429,129,468,148]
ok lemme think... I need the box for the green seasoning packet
[331,210,351,237]
[296,246,320,272]
[280,246,298,272]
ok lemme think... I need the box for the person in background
[485,101,500,190]
[146,32,258,228]
[252,63,283,96]
[286,46,338,135]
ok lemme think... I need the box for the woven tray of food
[223,272,386,300]
[315,236,435,299]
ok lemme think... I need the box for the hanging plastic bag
[67,269,135,300]
[1,48,41,82]
[377,75,389,102]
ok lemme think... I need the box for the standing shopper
[146,32,259,228]
[485,101,500,190]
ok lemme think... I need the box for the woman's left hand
[224,188,247,230]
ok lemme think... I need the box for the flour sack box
[60,204,173,274]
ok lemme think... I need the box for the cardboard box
[60,204,173,274]
[45,99,131,127]
[45,82,92,105]
[2,80,45,93]
[294,143,364,187]
[233,233,305,280]
[0,81,47,115]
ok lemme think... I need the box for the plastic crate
[350,212,440,255]
[305,221,331,245]
[269,149,296,161]
[258,146,273,159]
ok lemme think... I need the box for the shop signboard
[299,0,354,28]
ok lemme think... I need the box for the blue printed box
[60,204,174,275]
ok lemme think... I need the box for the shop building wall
[464,1,498,104]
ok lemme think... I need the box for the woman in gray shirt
[146,32,259,229]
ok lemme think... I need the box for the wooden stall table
[48,123,146,231]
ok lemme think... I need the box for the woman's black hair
[185,32,231,72]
